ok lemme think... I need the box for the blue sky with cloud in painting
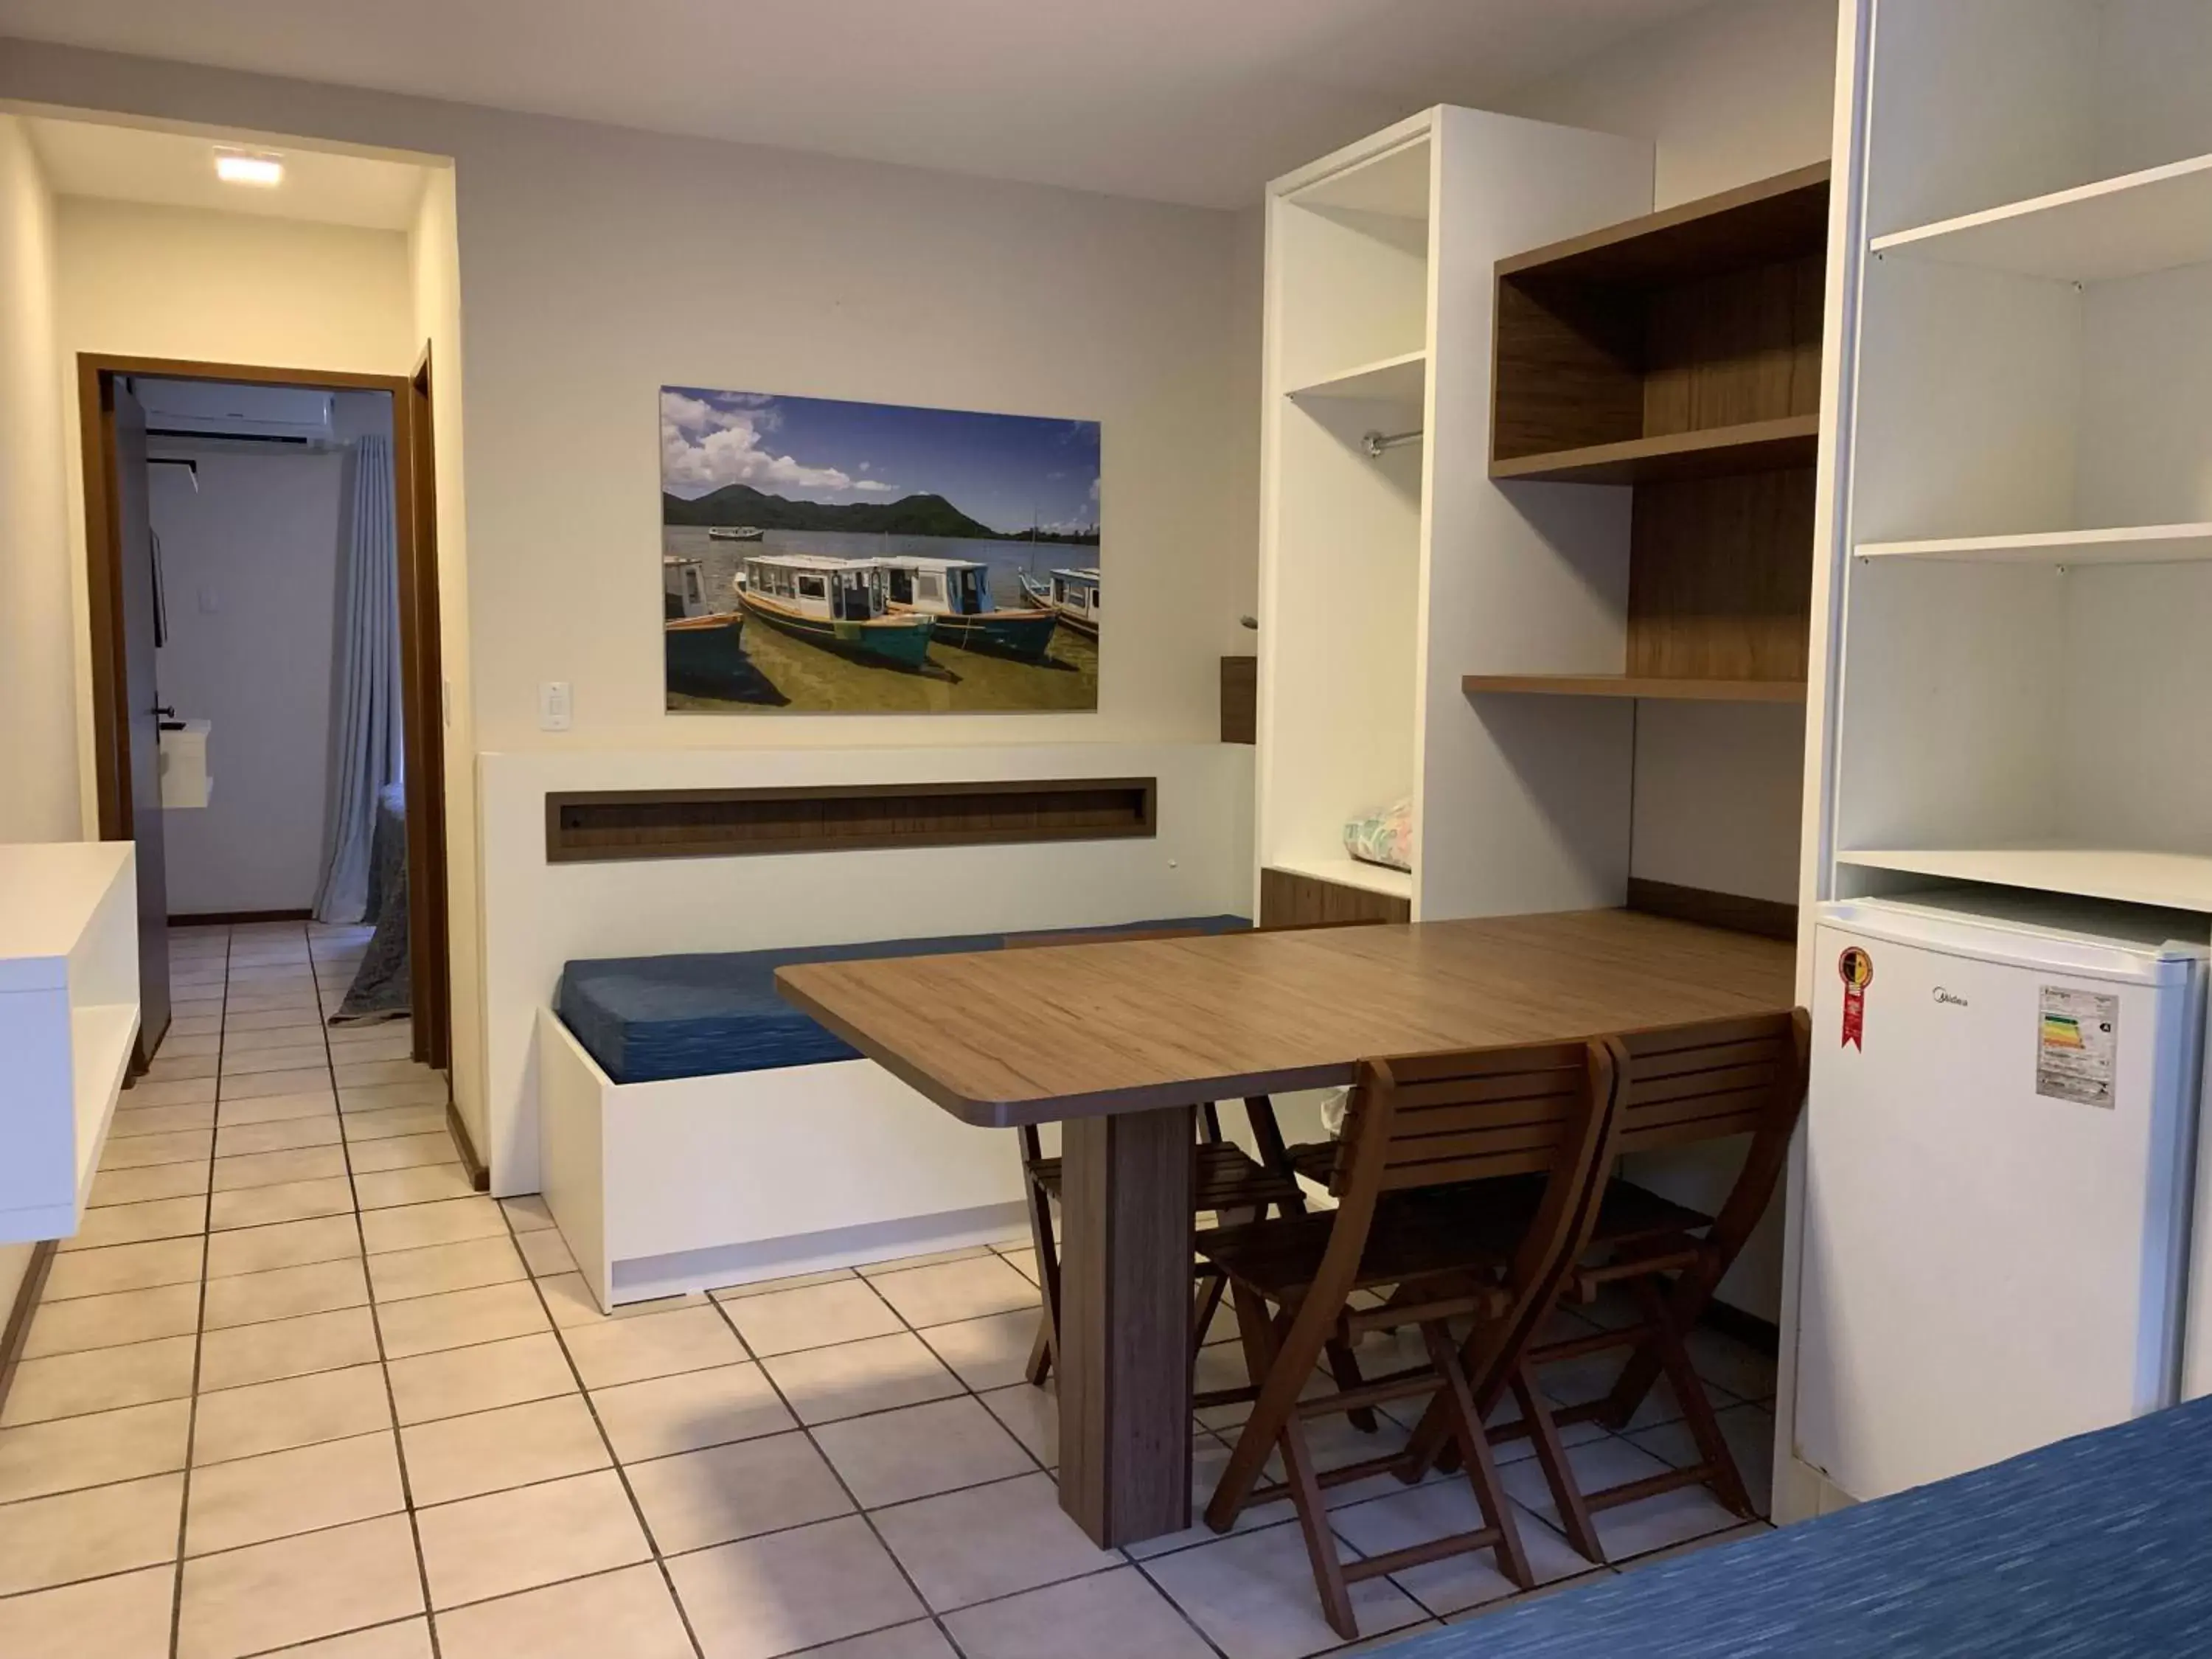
[661,386,1100,535]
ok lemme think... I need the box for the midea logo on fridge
[1932,987,1969,1008]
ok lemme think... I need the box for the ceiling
[0,0,1716,208]
[24,115,432,229]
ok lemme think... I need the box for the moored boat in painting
[706,524,764,541]
[1018,567,1102,637]
[737,554,935,669]
[877,557,1058,660]
[663,554,747,678]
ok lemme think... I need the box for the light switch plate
[539,681,572,731]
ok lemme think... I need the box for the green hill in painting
[663,483,1098,543]
[664,484,991,537]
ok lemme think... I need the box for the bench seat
[540,914,1249,1311]
[557,916,1248,1084]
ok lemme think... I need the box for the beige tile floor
[0,919,1777,1659]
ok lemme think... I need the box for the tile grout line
[493,1206,712,1659]
[2,1176,1761,1633]
[861,1237,1242,1658]
[308,919,447,1659]
[703,1269,977,1659]
[810,1237,1235,1654]
[167,921,232,1659]
[756,1242,1250,1651]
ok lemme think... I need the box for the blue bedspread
[1384,1395,2212,1657]
[557,916,1249,1084]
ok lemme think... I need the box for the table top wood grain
[775,910,1798,1127]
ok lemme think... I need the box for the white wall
[1,49,1251,754]
[0,48,1257,1178]
[0,114,67,1323]
[1495,0,1837,212]
[1492,0,1836,908]
[151,447,342,912]
[448,121,1246,752]
[0,114,74,846]
[407,164,490,1152]
[148,391,394,916]
[54,196,419,840]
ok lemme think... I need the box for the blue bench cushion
[557,916,1249,1085]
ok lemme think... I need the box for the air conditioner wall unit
[136,380,335,445]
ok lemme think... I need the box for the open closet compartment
[1832,0,2212,914]
[1260,121,1431,918]
[1256,106,1655,924]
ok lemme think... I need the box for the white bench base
[538,1009,1029,1312]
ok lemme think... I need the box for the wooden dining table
[776,908,1797,1548]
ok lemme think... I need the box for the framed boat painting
[661,386,1102,713]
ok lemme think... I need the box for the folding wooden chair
[1014,1095,1310,1392]
[1403,1008,1810,1562]
[1008,920,1378,1418]
[1197,1039,1620,1640]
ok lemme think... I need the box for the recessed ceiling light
[215,150,284,187]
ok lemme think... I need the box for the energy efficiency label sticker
[2037,987,2118,1107]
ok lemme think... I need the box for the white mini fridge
[1796,891,2211,1502]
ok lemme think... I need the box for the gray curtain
[313,433,403,923]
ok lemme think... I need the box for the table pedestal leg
[1057,1103,1194,1547]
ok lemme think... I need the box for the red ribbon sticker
[1838,947,1873,1048]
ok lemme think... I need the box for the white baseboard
[611,1202,1029,1304]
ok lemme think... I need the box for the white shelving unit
[1857,523,2212,566]
[1826,0,2212,916]
[1782,0,2212,1530]
[1871,152,2212,284]
[1835,848,2212,913]
[1256,106,1652,922]
[1284,349,1427,408]
[0,842,140,1243]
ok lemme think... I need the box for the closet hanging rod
[1361,428,1423,459]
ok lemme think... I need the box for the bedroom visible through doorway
[80,354,457,1158]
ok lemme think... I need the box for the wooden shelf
[1871,153,2212,284]
[1838,847,2212,913]
[1490,416,1820,484]
[1500,163,1829,285]
[1285,349,1427,406]
[1856,523,2212,566]
[1463,674,1806,703]
[1267,855,1412,903]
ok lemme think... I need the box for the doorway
[79,353,453,1088]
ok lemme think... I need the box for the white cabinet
[0,843,140,1242]
[1256,107,1652,919]
[1781,0,2212,1526]
[1825,0,2212,913]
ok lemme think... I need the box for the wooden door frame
[78,352,453,1077]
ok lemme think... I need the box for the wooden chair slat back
[1604,1009,1810,1253]
[1609,1015,1803,1157]
[1283,1039,1616,1400]
[1324,1042,1588,1197]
